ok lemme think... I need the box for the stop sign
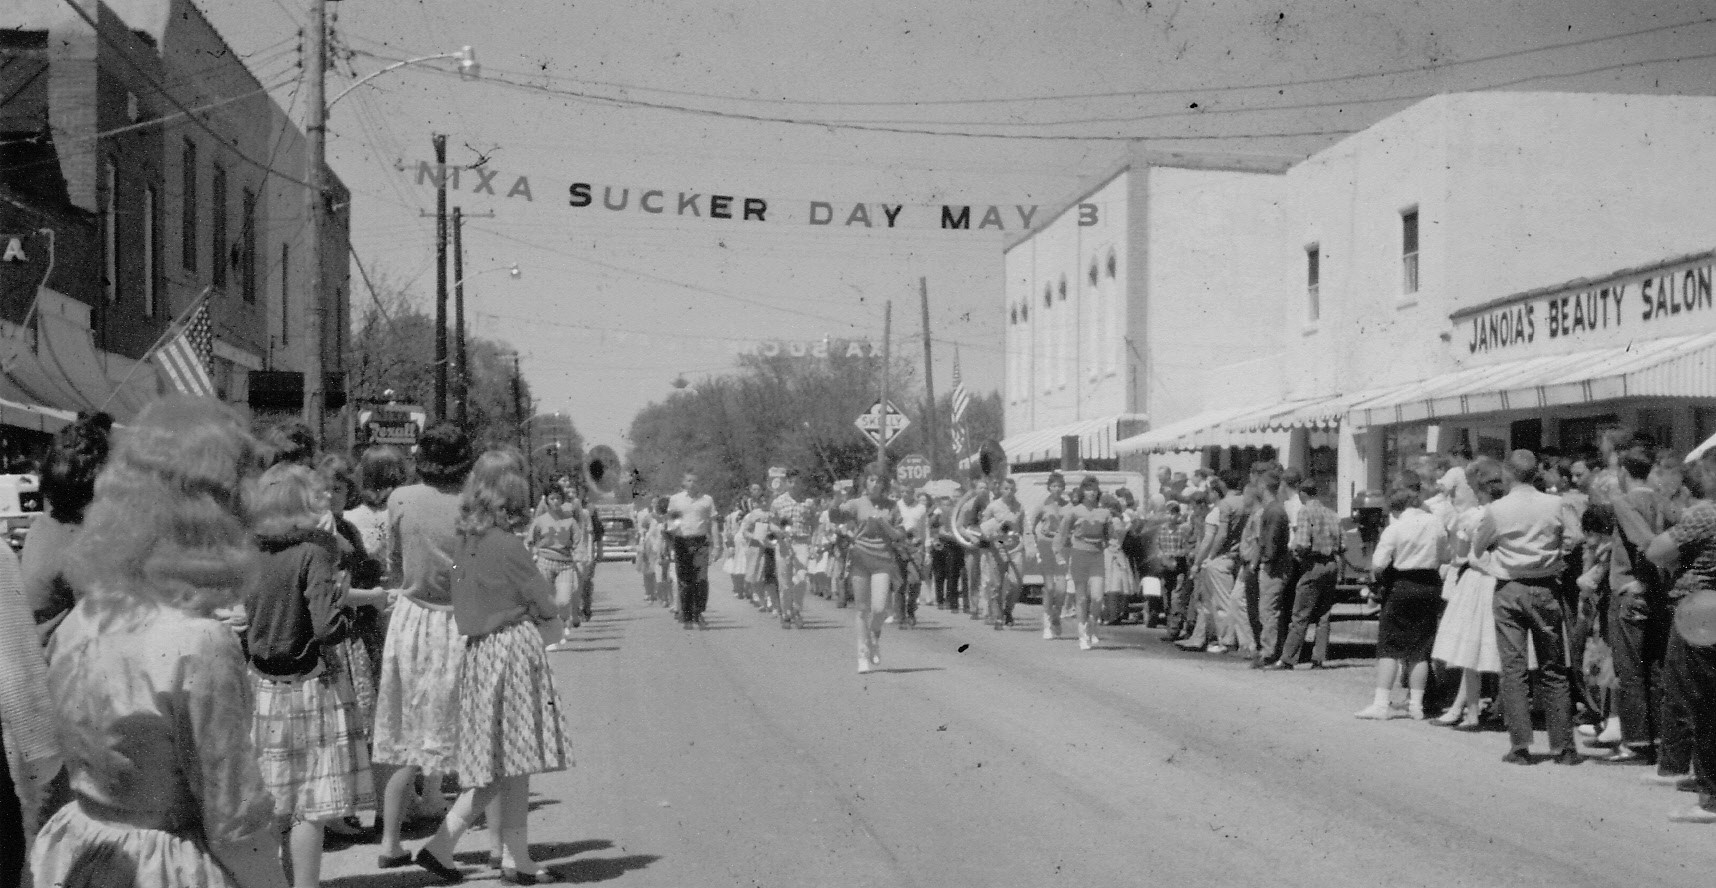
[895,454,932,489]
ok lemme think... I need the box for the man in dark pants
[1471,450,1583,765]
[1598,446,1668,764]
[1646,451,1716,822]
[1273,479,1342,669]
[668,471,717,628]
[929,495,963,608]
[1252,469,1294,668]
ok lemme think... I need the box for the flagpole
[99,287,210,411]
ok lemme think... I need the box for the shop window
[1305,243,1320,322]
[1558,415,1620,455]
[143,185,157,317]
[1401,207,1419,295]
[180,139,197,272]
[211,165,228,290]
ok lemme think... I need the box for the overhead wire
[347,16,1716,108]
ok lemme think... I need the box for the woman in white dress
[1431,457,1505,729]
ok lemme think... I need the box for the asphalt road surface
[323,562,1716,888]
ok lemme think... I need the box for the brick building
[2,0,350,457]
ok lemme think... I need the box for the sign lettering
[1458,259,1716,359]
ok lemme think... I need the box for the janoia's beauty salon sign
[414,162,1102,232]
[1452,252,1716,360]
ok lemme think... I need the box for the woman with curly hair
[411,450,568,885]
[243,463,375,888]
[24,411,113,643]
[30,397,286,888]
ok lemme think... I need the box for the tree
[624,346,1006,506]
[349,273,544,454]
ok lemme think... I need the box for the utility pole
[919,277,937,476]
[302,0,328,436]
[432,133,448,421]
[453,206,466,427]
[878,301,891,470]
[510,353,530,496]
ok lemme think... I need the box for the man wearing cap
[667,471,718,629]
[1470,449,1583,765]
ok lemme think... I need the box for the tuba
[951,440,1007,551]
[584,444,621,497]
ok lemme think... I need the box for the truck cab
[0,474,43,554]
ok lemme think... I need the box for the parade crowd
[4,402,1716,888]
[635,435,1716,827]
[1,399,580,887]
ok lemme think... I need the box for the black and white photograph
[5,1,1716,885]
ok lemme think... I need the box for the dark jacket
[1257,501,1294,576]
[244,527,348,678]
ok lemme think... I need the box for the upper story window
[1087,260,1098,287]
[1106,249,1117,279]
[1057,276,1067,301]
[1043,284,1052,308]
[180,139,197,272]
[143,185,157,317]
[1306,243,1321,323]
[1019,300,1028,323]
[240,188,257,302]
[1401,207,1419,296]
[102,160,117,302]
[211,165,228,290]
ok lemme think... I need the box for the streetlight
[448,262,520,426]
[304,0,480,439]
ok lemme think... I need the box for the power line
[349,16,1716,108]
[353,51,1360,143]
[57,0,315,190]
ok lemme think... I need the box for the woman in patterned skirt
[412,450,569,885]
[373,425,472,867]
[244,463,374,888]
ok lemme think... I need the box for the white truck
[0,474,43,554]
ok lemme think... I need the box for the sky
[192,0,1716,451]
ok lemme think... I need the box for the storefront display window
[1558,414,1620,455]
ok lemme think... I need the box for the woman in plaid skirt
[412,450,568,885]
[243,464,374,888]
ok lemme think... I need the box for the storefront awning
[1116,404,1266,454]
[982,413,1150,466]
[1348,330,1716,429]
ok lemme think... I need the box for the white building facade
[999,149,1291,471]
[1114,92,1716,511]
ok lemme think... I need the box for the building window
[180,140,197,272]
[1401,207,1419,295]
[1306,243,1320,322]
[211,165,227,290]
[281,243,291,344]
[1106,249,1117,279]
[1019,300,1027,323]
[102,160,117,302]
[240,188,257,302]
[1057,276,1067,301]
[1088,260,1098,287]
[143,186,157,316]
[1043,284,1051,308]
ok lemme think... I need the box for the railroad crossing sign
[854,398,911,447]
[895,453,932,488]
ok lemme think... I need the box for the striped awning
[1348,331,1716,428]
[983,413,1150,467]
[1115,404,1269,454]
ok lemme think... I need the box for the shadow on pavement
[551,646,621,653]
[873,667,945,674]
[325,871,430,888]
[529,838,615,860]
[549,853,662,883]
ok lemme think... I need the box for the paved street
[324,563,1716,888]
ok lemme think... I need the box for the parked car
[593,504,638,562]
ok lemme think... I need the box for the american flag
[950,348,969,455]
[153,297,216,398]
